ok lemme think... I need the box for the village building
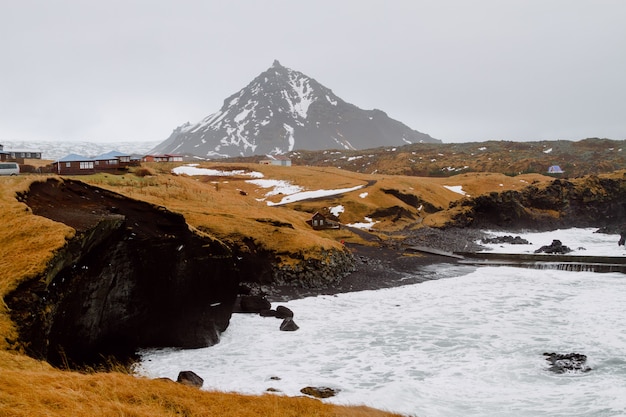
[306,212,340,230]
[53,154,96,175]
[0,144,42,162]
[260,154,292,166]
[142,154,184,163]
[93,151,133,170]
[53,150,132,175]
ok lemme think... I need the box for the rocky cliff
[448,174,626,230]
[6,179,353,367]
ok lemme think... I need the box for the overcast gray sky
[1,0,625,144]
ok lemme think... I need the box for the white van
[0,162,20,176]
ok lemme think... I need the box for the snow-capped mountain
[151,60,440,158]
[1,140,159,161]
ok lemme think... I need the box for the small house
[306,212,340,230]
[92,150,132,171]
[548,165,564,174]
[0,144,42,162]
[142,154,184,163]
[53,154,96,175]
[260,155,292,166]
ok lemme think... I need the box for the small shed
[260,155,292,166]
[548,165,564,174]
[306,212,340,230]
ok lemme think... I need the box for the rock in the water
[534,239,572,254]
[238,295,271,313]
[544,352,591,374]
[279,318,299,331]
[300,386,339,398]
[275,305,294,319]
[482,235,530,245]
[177,370,204,388]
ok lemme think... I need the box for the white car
[0,162,20,176]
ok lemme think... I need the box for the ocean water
[138,229,626,417]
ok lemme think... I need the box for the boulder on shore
[237,295,271,313]
[275,305,294,319]
[300,386,339,398]
[177,370,204,388]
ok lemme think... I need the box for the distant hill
[1,140,160,161]
[226,138,626,178]
[151,60,439,159]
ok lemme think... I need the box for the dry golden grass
[0,355,403,417]
[0,176,74,350]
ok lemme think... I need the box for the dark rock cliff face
[7,178,356,367]
[8,179,246,366]
[450,175,626,230]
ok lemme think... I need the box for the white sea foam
[138,229,626,416]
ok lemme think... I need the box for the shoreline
[266,227,488,302]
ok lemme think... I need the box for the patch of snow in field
[330,205,344,217]
[543,148,553,153]
[346,217,378,229]
[359,192,368,198]
[246,179,303,197]
[443,185,468,196]
[266,185,365,206]
[172,165,264,178]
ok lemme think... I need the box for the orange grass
[0,176,74,350]
[0,360,404,417]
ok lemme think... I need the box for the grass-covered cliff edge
[1,157,625,416]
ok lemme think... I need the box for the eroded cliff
[8,179,245,366]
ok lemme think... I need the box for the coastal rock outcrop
[450,175,626,230]
[8,178,242,366]
[7,178,356,367]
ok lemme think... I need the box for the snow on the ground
[172,164,365,207]
[330,205,344,217]
[172,165,264,178]
[265,185,364,206]
[345,217,378,229]
[246,179,303,197]
[443,185,468,196]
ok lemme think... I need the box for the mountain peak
[151,63,440,158]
